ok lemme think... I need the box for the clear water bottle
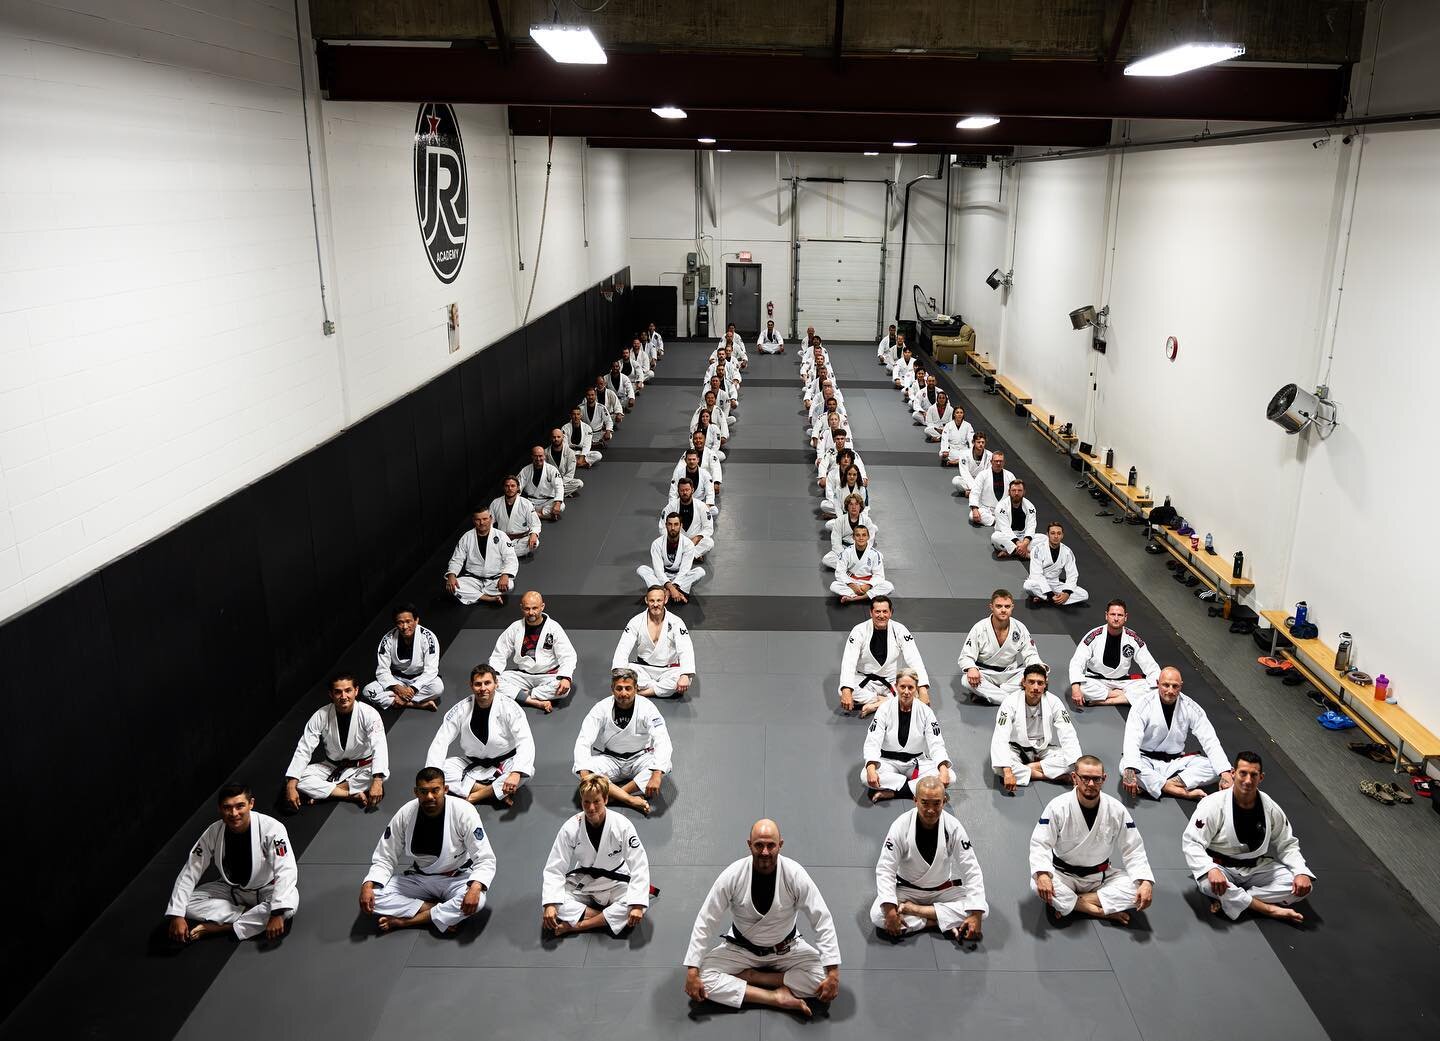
[1334,632,1353,672]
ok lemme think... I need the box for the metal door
[725,263,762,338]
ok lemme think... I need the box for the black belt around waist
[896,876,963,892]
[326,756,375,782]
[1140,748,1196,763]
[466,749,518,769]
[1052,856,1110,877]
[568,866,633,884]
[1009,742,1046,764]
[1206,848,1269,869]
[599,745,653,762]
[408,858,474,878]
[724,926,798,957]
[974,659,1009,673]
[879,748,919,762]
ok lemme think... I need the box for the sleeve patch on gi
[931,722,941,736]
[885,839,894,850]
[473,826,485,841]
[1195,820,1206,829]
[1125,822,1136,829]
[868,722,878,732]
[997,712,1009,726]
[192,844,204,859]
[629,835,640,848]
[273,838,288,857]
[1038,818,1050,825]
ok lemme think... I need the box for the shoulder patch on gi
[1124,628,1145,646]
[273,837,288,857]
[903,633,914,642]
[473,826,485,841]
[997,711,1009,726]
[678,627,688,636]
[1194,819,1205,829]
[961,839,972,850]
[868,721,878,732]
[931,721,941,736]
[884,838,894,851]
[1038,818,1050,825]
[383,825,392,840]
[192,843,205,859]
[1125,821,1136,829]
[1058,709,1073,724]
[1123,643,1136,658]
[629,835,640,849]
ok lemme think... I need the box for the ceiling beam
[486,0,512,65]
[832,0,845,66]
[318,46,1346,122]
[1104,0,1135,67]
[584,139,1013,156]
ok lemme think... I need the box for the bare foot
[377,916,400,933]
[1070,691,1085,709]
[187,922,222,942]
[1209,900,1223,916]
[526,698,554,714]
[417,699,440,712]
[1266,906,1305,923]
[637,798,652,817]
[1105,911,1132,926]
[870,789,897,804]
[772,987,813,1018]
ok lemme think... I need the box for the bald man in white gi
[838,596,928,714]
[862,670,951,802]
[831,525,894,603]
[363,604,444,710]
[574,668,673,816]
[873,776,986,942]
[969,451,1017,527]
[445,508,518,605]
[958,589,1044,704]
[426,665,535,806]
[1121,667,1234,801]
[546,428,584,496]
[1067,599,1161,707]
[284,674,387,811]
[542,776,652,938]
[521,446,565,521]
[489,590,577,713]
[992,666,1082,791]
[991,479,1037,560]
[684,820,841,1018]
[1023,521,1087,606]
[490,476,541,559]
[613,587,697,698]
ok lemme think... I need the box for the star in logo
[425,113,442,138]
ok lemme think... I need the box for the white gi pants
[637,564,706,593]
[442,753,528,799]
[1200,861,1306,920]
[631,662,687,697]
[829,577,895,599]
[951,471,981,494]
[821,549,842,570]
[580,448,603,465]
[503,533,538,559]
[840,674,894,706]
[967,669,1022,705]
[991,530,1033,555]
[971,506,997,526]
[452,575,506,604]
[1022,576,1089,606]
[553,882,632,934]
[996,745,1074,786]
[363,677,444,709]
[861,755,943,792]
[1035,867,1139,918]
[292,759,376,800]
[528,496,563,520]
[1074,677,1153,705]
[869,886,971,934]
[498,670,569,703]
[1135,753,1220,799]
[371,871,484,932]
[580,751,660,786]
[689,536,716,558]
[757,341,783,355]
[697,936,826,1008]
[183,882,296,940]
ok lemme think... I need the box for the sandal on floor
[1365,744,1396,764]
[1257,656,1292,672]
[1359,780,1395,805]
[1382,782,1413,804]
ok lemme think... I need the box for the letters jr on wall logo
[413,103,468,284]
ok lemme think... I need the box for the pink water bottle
[1373,674,1389,702]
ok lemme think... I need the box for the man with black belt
[991,478,1037,560]
[363,603,444,710]
[1067,599,1161,707]
[872,776,986,942]
[1121,666,1233,801]
[958,589,1044,704]
[1182,750,1314,922]
[1030,755,1154,926]
[684,819,841,1018]
[445,507,518,605]
[861,670,951,802]
[838,596,929,715]
[426,664,536,806]
[991,665,1081,792]
[573,668,673,816]
[1023,521,1087,607]
[489,590,577,713]
[284,673,387,811]
[490,476,541,559]
[359,766,496,935]
[541,776,652,937]
[757,319,785,355]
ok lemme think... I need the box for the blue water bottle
[1294,600,1309,626]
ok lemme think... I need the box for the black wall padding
[630,285,677,339]
[0,268,630,1019]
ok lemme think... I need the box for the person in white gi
[490,476,541,559]
[521,446,565,521]
[167,783,298,943]
[937,405,974,463]
[574,668,673,816]
[363,603,444,709]
[1183,750,1315,923]
[488,590,577,712]
[706,375,737,422]
[1023,521,1087,606]
[1067,598,1161,707]
[445,508,518,605]
[693,392,730,447]
[839,597,929,713]
[969,451,1017,527]
[625,340,652,388]
[1031,756,1154,925]
[991,479,1037,559]
[546,428,584,496]
[992,665,1082,791]
[910,375,942,424]
[691,408,726,462]
[673,449,721,520]
[949,432,992,495]
[1120,666,1233,801]
[639,515,706,603]
[823,494,878,569]
[646,321,665,363]
[862,671,951,801]
[580,387,615,442]
[672,431,723,495]
[876,324,899,366]
[959,589,1045,704]
[359,767,495,935]
[427,665,536,805]
[890,347,916,389]
[565,406,603,466]
[605,360,636,411]
[756,319,785,354]
[684,820,841,1018]
[542,776,652,937]
[831,525,894,603]
[284,674,387,810]
[822,460,868,521]
[661,478,716,560]
[873,777,986,942]
[614,587,697,697]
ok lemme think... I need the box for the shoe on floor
[1382,781,1413,804]
[1360,780,1396,805]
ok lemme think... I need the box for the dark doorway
[725,263,762,339]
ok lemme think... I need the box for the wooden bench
[1154,525,1253,604]
[993,375,1032,408]
[963,350,996,377]
[1262,609,1440,773]
[1024,403,1077,453]
[1076,452,1153,520]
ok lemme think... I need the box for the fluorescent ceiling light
[697,137,716,144]
[956,115,1000,129]
[1125,42,1245,77]
[717,148,732,153]
[863,151,880,156]
[892,141,917,148]
[529,25,607,64]
[652,106,687,119]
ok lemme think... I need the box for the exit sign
[738,251,752,261]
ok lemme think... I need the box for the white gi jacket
[572,696,674,774]
[757,329,784,350]
[841,620,929,690]
[648,330,665,357]
[1030,791,1153,881]
[955,448,992,484]
[968,467,1018,511]
[167,813,298,918]
[565,418,597,454]
[286,702,389,780]
[579,399,613,436]
[426,697,537,777]
[614,610,696,674]
[489,615,577,680]
[542,810,651,909]
[597,383,624,419]
[648,535,700,581]
[671,448,723,488]
[684,856,842,968]
[691,405,730,442]
[837,544,886,584]
[1182,790,1313,880]
[911,384,941,415]
[520,461,564,507]
[1120,692,1231,777]
[1028,540,1079,587]
[365,796,496,888]
[545,442,579,483]
[489,495,541,537]
[875,333,896,362]
[939,419,974,456]
[825,476,868,510]
[876,809,987,915]
[375,624,442,691]
[830,508,878,557]
[448,528,519,583]
[990,691,1082,770]
[1067,625,1161,686]
[605,370,635,403]
[659,498,714,542]
[993,497,1038,542]
[863,698,949,767]
[958,617,1042,677]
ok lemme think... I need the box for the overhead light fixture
[863,151,880,156]
[892,141,917,148]
[1069,304,1110,353]
[652,106,687,119]
[985,268,1013,291]
[957,115,1000,130]
[1125,42,1245,77]
[697,137,716,144]
[717,148,732,153]
[1267,384,1338,437]
[529,24,607,64]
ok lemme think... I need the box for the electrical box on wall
[682,274,696,303]
[686,252,698,272]
[698,265,710,288]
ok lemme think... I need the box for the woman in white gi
[1120,667,1233,800]
[823,462,868,521]
[959,589,1044,704]
[490,476,542,559]
[360,767,495,935]
[823,494,878,568]
[542,776,652,938]
[445,508,518,605]
[1182,750,1314,923]
[937,405,974,464]
[691,407,726,461]
[574,668,673,816]
[426,665,535,806]
[862,671,951,801]
[363,603,444,710]
[872,777,986,942]
[167,783,297,943]
[488,590,577,712]
[830,524,893,603]
[284,673,387,811]
[1067,599,1161,707]
[613,588,697,697]
[991,665,1082,791]
[684,819,841,1018]
[1030,755,1154,926]
[1023,522,1088,607]
[693,392,730,447]
[838,598,928,713]
[639,515,707,603]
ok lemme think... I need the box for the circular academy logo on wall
[413,103,468,284]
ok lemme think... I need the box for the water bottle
[1294,600,1309,627]
[1204,532,1214,553]
[1105,447,1115,470]
[1334,632,1353,672]
[1164,495,1172,507]
[1144,484,1152,499]
[1127,466,1137,487]
[1374,674,1389,703]
[1232,551,1244,579]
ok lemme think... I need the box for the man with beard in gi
[873,776,986,942]
[876,323,899,366]
[595,375,626,425]
[521,445,566,522]
[445,507,518,605]
[427,665,535,806]
[1183,750,1314,923]
[862,670,952,802]
[969,451,1018,527]
[363,603,444,710]
[167,783,297,944]
[831,525,894,603]
[673,448,721,520]
[639,514,706,604]
[1067,599,1161,708]
[992,665,1082,792]
[490,475,541,559]
[684,820,841,1019]
[1023,522,1087,607]
[950,431,992,496]
[489,590,577,713]
[910,374,941,424]
[937,405,974,463]
[692,390,730,449]
[574,668,673,815]
[542,776,652,937]
[546,428,584,497]
[1031,755,1154,926]
[959,589,1044,704]
[757,319,785,354]
[673,431,723,499]
[606,359,636,412]
[565,406,603,466]
[839,596,929,715]
[660,478,715,561]
[284,673,387,811]
[824,493,877,569]
[1121,667,1233,801]
[991,479,1037,560]
[580,386,615,442]
[359,767,495,935]
[613,587,697,698]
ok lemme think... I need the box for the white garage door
[796,239,884,341]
